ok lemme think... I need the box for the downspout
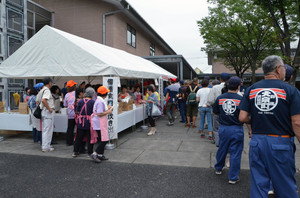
[102,4,130,45]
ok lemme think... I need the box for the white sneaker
[228,179,239,184]
[42,147,55,152]
[147,131,154,136]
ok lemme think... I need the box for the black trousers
[73,129,93,155]
[95,130,108,155]
[148,116,155,127]
[66,119,76,145]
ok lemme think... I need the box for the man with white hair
[239,55,300,197]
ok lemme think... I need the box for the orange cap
[66,80,77,88]
[97,86,110,94]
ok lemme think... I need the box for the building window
[7,0,23,8]
[8,36,23,56]
[7,8,23,33]
[127,24,136,48]
[150,42,155,56]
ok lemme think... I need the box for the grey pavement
[1,112,300,170]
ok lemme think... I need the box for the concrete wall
[32,0,168,57]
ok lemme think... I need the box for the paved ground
[1,113,300,197]
[0,114,252,169]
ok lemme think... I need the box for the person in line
[79,81,86,90]
[196,79,213,139]
[28,84,43,144]
[61,82,67,101]
[207,73,230,147]
[91,86,113,163]
[165,78,179,126]
[239,81,247,96]
[64,80,77,146]
[40,78,55,152]
[72,87,96,158]
[185,78,199,128]
[51,85,61,113]
[239,55,300,197]
[145,85,159,136]
[178,80,186,123]
[23,87,31,102]
[213,77,244,184]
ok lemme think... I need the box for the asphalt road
[0,153,299,198]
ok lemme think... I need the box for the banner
[103,77,119,140]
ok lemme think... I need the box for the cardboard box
[19,102,29,114]
[0,102,5,113]
[122,103,133,111]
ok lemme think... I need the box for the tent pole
[141,78,148,130]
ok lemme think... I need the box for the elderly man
[239,55,300,198]
[39,77,55,152]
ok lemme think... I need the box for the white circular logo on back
[255,89,278,111]
[222,99,236,114]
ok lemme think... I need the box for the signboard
[103,77,119,140]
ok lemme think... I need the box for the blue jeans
[32,128,42,143]
[178,101,186,123]
[198,107,212,131]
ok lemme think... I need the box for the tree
[254,0,300,79]
[198,0,277,82]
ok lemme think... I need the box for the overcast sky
[126,0,212,73]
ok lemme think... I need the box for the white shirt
[196,87,211,107]
[39,86,55,110]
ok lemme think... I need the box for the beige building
[32,0,197,79]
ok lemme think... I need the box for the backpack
[187,86,198,105]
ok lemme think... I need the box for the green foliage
[198,0,277,80]
[253,0,300,69]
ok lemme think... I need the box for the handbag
[33,106,42,119]
[151,104,161,117]
[33,89,46,119]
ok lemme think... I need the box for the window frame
[8,35,23,56]
[6,0,23,9]
[150,42,155,56]
[126,24,136,48]
[7,7,24,34]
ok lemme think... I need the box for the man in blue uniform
[239,55,300,198]
[213,76,243,184]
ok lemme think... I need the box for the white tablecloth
[0,105,147,134]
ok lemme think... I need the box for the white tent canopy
[0,25,175,80]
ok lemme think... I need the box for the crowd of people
[22,54,300,197]
[163,55,300,197]
[25,79,161,163]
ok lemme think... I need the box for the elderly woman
[91,86,113,163]
[72,87,96,158]
[145,85,159,136]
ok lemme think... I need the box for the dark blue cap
[228,76,241,88]
[285,64,293,81]
[179,80,184,85]
[220,73,230,80]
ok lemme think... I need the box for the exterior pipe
[102,5,129,45]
